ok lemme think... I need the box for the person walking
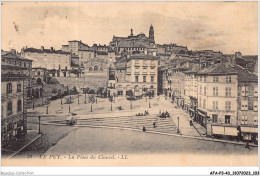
[143,126,146,132]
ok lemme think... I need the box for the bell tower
[149,24,155,43]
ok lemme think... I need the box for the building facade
[1,51,32,145]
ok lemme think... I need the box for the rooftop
[23,47,70,54]
[2,52,33,61]
[196,63,237,75]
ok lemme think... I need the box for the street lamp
[177,117,180,134]
[46,104,49,114]
[38,115,41,134]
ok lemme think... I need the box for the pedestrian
[153,122,157,128]
[245,142,251,150]
[143,126,146,132]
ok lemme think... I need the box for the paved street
[45,127,257,155]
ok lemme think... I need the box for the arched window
[89,67,93,71]
[94,65,99,71]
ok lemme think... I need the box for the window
[241,100,248,110]
[200,86,202,94]
[7,83,12,94]
[200,76,202,82]
[213,101,218,110]
[254,86,258,97]
[241,116,248,125]
[7,101,12,116]
[37,71,41,76]
[204,76,206,82]
[203,99,206,109]
[226,76,231,83]
[24,62,26,68]
[17,83,21,92]
[253,101,258,111]
[135,76,139,83]
[17,100,22,112]
[254,116,258,126]
[143,76,146,82]
[204,87,206,95]
[225,87,231,97]
[213,76,218,82]
[225,101,231,111]
[199,97,201,107]
[213,87,218,96]
[241,86,247,96]
[225,115,231,124]
[212,114,218,123]
[151,76,154,83]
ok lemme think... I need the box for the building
[21,46,71,71]
[196,63,238,138]
[109,25,155,55]
[236,65,258,142]
[107,53,159,97]
[184,66,200,118]
[1,51,32,145]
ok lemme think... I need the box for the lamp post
[38,115,41,134]
[69,101,71,113]
[46,105,49,114]
[177,117,180,134]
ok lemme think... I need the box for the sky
[1,1,258,55]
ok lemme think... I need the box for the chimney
[41,46,44,50]
[11,49,16,55]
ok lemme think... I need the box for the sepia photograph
[0,0,258,170]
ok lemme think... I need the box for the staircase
[77,115,178,134]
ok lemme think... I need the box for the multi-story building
[1,51,32,145]
[184,67,200,118]
[196,63,239,138]
[236,65,258,142]
[109,25,155,55]
[108,53,159,97]
[21,46,71,71]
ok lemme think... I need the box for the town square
[1,1,258,168]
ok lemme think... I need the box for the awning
[212,126,238,136]
[241,127,258,133]
[198,111,206,117]
[189,108,194,112]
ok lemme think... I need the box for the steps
[77,115,177,134]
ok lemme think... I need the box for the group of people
[136,110,149,116]
[159,110,170,118]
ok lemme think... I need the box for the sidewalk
[158,95,202,138]
[2,130,42,159]
[160,95,258,147]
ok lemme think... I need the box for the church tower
[149,24,155,43]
